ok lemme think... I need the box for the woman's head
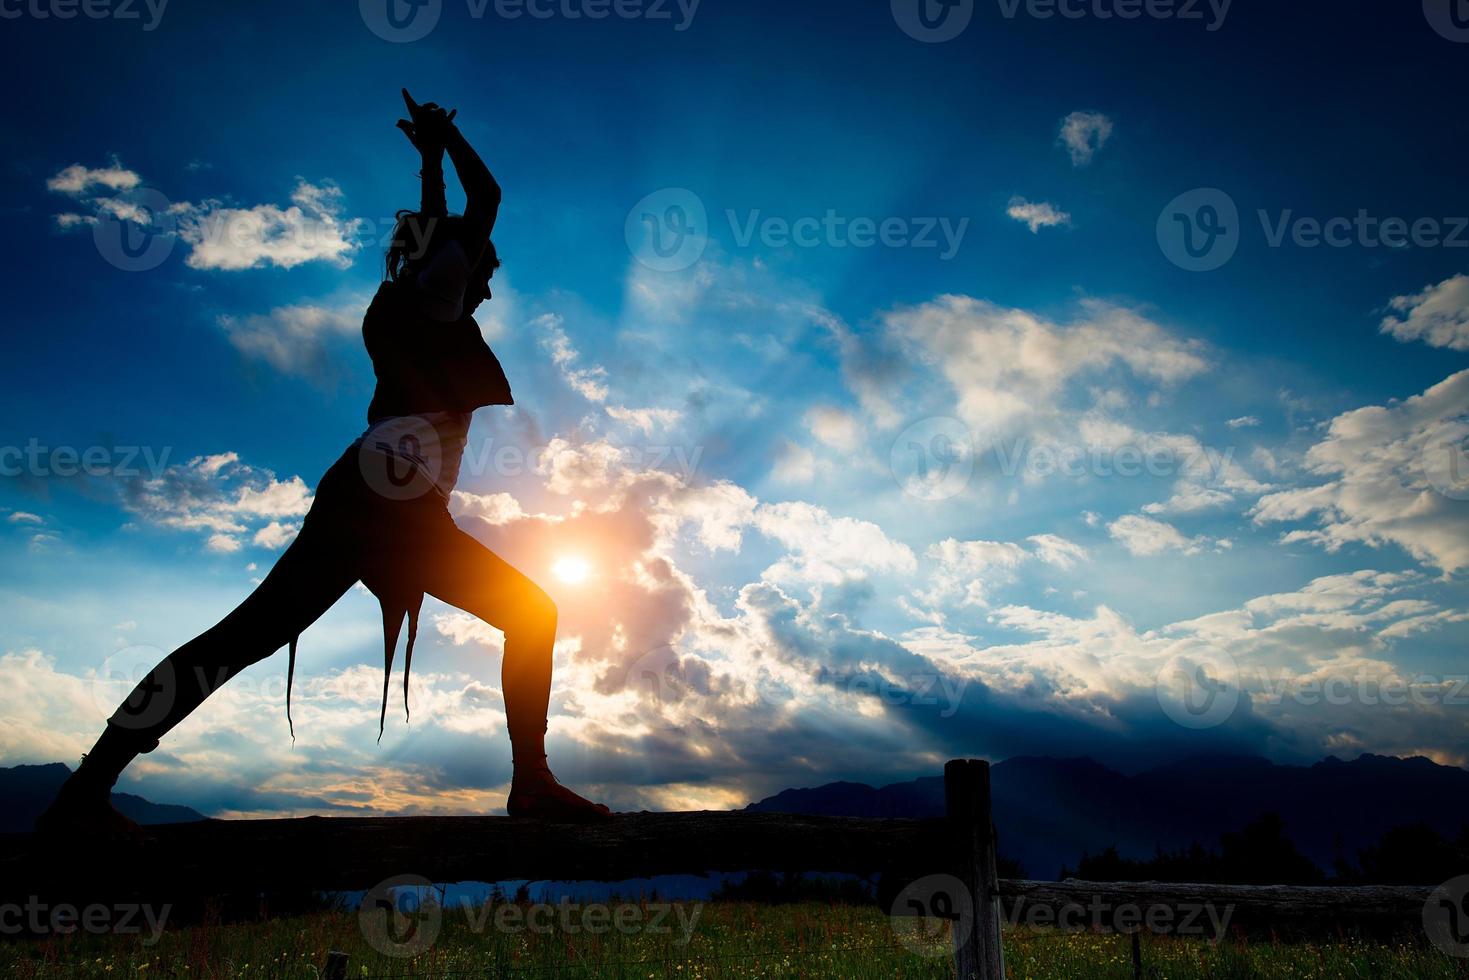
[386,210,501,313]
[463,238,500,312]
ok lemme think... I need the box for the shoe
[506,763,613,823]
[34,773,147,845]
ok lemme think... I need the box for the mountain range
[0,763,205,833]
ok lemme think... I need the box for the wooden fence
[0,758,1440,979]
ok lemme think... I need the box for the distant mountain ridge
[746,754,1469,879]
[0,763,206,833]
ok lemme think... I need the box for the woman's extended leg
[418,523,610,821]
[38,522,361,836]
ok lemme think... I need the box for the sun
[552,556,591,585]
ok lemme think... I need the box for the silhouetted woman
[41,91,611,835]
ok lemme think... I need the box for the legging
[97,446,555,776]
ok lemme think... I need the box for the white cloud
[28,532,62,554]
[1007,197,1072,233]
[175,181,361,271]
[1058,111,1114,166]
[0,651,102,763]
[918,534,1087,611]
[1107,514,1207,556]
[1027,533,1088,570]
[121,452,313,554]
[1380,273,1469,351]
[207,533,243,553]
[1252,369,1469,573]
[659,481,759,553]
[806,406,862,452]
[886,296,1207,446]
[47,163,361,272]
[771,440,816,483]
[536,437,631,495]
[1228,416,1262,429]
[755,501,916,584]
[54,212,98,229]
[252,521,300,550]
[6,511,44,525]
[923,538,1030,607]
[539,314,610,402]
[1143,484,1234,515]
[1076,418,1268,500]
[452,491,527,525]
[964,569,1468,763]
[217,300,362,381]
[606,405,681,435]
[46,162,141,195]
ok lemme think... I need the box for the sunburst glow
[552,556,591,585]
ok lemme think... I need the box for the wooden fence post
[945,759,1004,980]
[322,950,349,980]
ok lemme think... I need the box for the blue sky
[1,0,1467,817]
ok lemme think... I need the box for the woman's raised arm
[399,89,500,267]
[396,90,451,218]
[442,120,500,267]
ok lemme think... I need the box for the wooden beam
[997,878,1434,934]
[1,810,1436,938]
[0,811,948,899]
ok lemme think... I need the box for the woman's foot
[34,774,146,844]
[507,763,612,822]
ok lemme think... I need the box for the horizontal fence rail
[1,760,1446,980]
[999,878,1435,932]
[0,811,950,895]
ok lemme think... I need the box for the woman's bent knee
[502,581,556,640]
[523,583,558,630]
